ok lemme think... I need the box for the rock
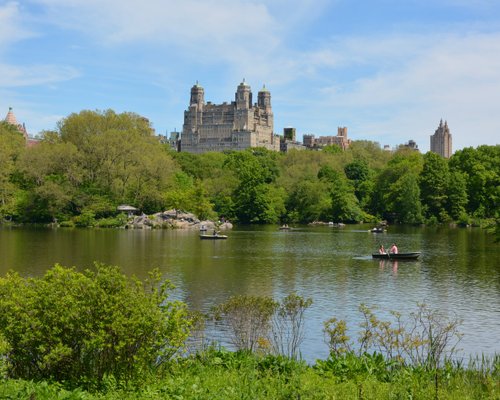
[125,209,232,230]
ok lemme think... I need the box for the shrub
[0,264,190,386]
[270,293,312,359]
[212,295,278,352]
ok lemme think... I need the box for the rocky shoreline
[125,209,233,231]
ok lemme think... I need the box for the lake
[1,224,499,363]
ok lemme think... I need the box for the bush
[0,264,190,386]
[94,214,127,228]
[212,295,278,353]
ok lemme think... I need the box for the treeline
[0,110,499,226]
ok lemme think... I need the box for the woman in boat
[379,245,386,254]
[390,243,398,254]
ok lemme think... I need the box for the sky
[1,0,499,153]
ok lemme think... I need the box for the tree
[285,179,331,223]
[319,167,362,223]
[370,151,423,222]
[0,264,190,385]
[388,172,423,224]
[224,150,283,223]
[419,152,450,222]
[17,110,180,221]
[449,146,500,218]
[446,171,468,221]
[344,159,373,206]
[0,122,25,219]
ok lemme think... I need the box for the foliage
[212,295,278,352]
[0,264,190,386]
[324,303,462,369]
[420,152,450,222]
[224,150,283,223]
[0,122,26,220]
[1,107,498,231]
[449,145,500,218]
[270,293,313,359]
[0,350,498,399]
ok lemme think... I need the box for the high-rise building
[181,81,280,153]
[430,120,452,158]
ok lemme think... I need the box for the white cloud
[278,32,500,150]
[32,0,281,55]
[0,2,35,50]
[0,64,80,87]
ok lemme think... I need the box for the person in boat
[379,245,386,254]
[390,243,398,254]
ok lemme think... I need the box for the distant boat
[372,252,420,260]
[200,233,228,240]
[279,225,291,230]
[370,227,386,233]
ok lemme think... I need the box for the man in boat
[390,243,398,254]
[379,245,386,254]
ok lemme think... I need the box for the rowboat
[372,252,420,260]
[370,227,385,233]
[200,233,228,240]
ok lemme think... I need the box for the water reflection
[0,224,499,363]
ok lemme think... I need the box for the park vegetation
[0,110,499,232]
[0,265,498,399]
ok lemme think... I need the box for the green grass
[1,350,498,399]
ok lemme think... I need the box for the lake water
[1,224,499,363]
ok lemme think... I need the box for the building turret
[257,85,271,111]
[4,107,28,140]
[235,79,252,110]
[189,81,205,111]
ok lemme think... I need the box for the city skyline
[1,0,499,153]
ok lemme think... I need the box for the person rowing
[390,243,398,254]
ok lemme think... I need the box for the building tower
[235,79,252,110]
[283,127,296,142]
[257,85,271,110]
[430,119,452,158]
[190,81,205,110]
[4,107,28,141]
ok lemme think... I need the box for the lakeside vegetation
[0,110,499,235]
[0,265,498,399]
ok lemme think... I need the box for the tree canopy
[0,110,498,230]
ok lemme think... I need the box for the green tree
[388,172,423,224]
[344,159,373,206]
[0,122,25,219]
[419,152,450,222]
[224,150,282,223]
[285,179,331,223]
[0,264,190,385]
[370,151,423,222]
[449,146,500,218]
[319,167,362,223]
[446,170,468,221]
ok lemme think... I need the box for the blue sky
[1,0,499,152]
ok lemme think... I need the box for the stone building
[430,120,452,158]
[303,127,351,150]
[181,81,280,153]
[401,139,419,151]
[280,127,306,152]
[3,107,39,147]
